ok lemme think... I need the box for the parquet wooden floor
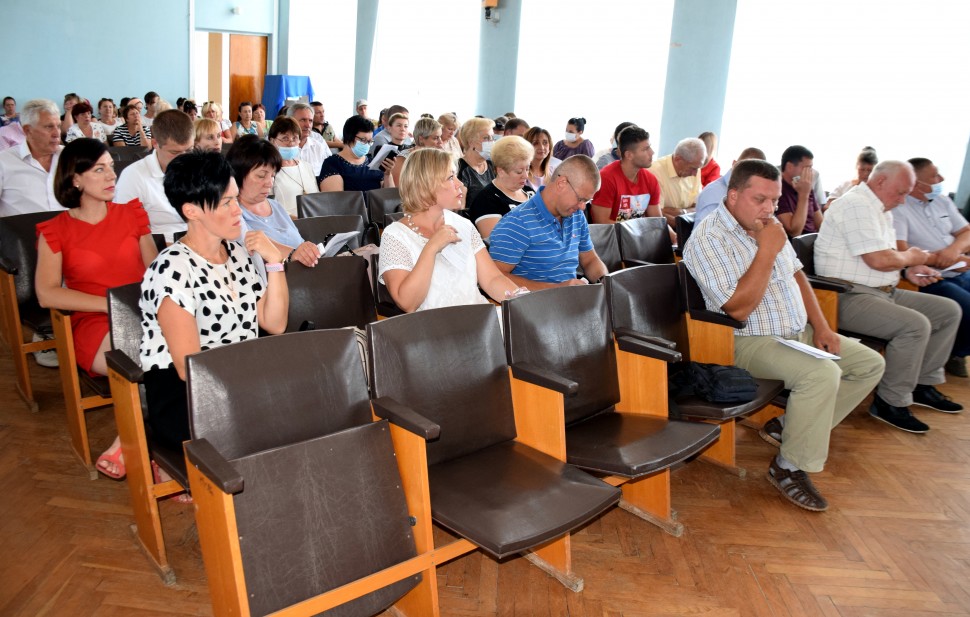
[3,346,970,616]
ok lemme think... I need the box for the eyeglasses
[274,134,300,145]
[564,176,593,206]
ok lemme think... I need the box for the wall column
[475,0,523,118]
[354,0,380,106]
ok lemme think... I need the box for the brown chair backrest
[791,233,818,275]
[366,187,402,227]
[502,285,620,426]
[293,214,365,248]
[604,264,690,355]
[186,330,372,460]
[297,191,367,220]
[675,212,695,251]
[107,283,144,363]
[286,256,376,331]
[367,304,516,465]
[0,211,59,306]
[617,217,674,265]
[587,223,621,273]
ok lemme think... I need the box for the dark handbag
[669,362,759,404]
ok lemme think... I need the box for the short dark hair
[387,104,408,118]
[119,97,131,108]
[618,126,650,157]
[612,121,637,141]
[342,114,375,145]
[310,101,323,108]
[144,91,159,105]
[3,96,14,105]
[120,104,139,121]
[152,109,194,145]
[225,134,282,187]
[268,116,300,140]
[70,102,93,121]
[238,101,253,112]
[781,145,813,172]
[908,157,933,173]
[859,147,878,166]
[567,117,587,132]
[54,138,109,209]
[728,159,780,193]
[505,117,530,133]
[164,149,234,220]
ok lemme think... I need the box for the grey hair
[869,160,914,183]
[287,102,312,117]
[674,137,707,164]
[20,99,60,127]
[412,117,441,143]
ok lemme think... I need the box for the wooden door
[229,34,267,124]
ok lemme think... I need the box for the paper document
[773,337,840,360]
[914,261,965,276]
[316,231,360,257]
[368,145,398,170]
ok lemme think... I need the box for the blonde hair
[438,112,458,129]
[491,136,534,172]
[201,101,223,119]
[400,149,454,214]
[458,117,494,150]
[698,131,718,165]
[194,118,221,143]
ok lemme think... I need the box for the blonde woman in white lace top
[378,148,525,312]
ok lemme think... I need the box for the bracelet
[285,248,297,264]
[265,262,285,272]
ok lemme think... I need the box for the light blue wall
[958,139,970,214]
[195,0,275,34]
[476,0,522,117]
[658,0,737,154]
[1,0,191,110]
[353,0,380,104]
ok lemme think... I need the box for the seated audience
[391,117,446,186]
[438,112,463,161]
[2,96,20,126]
[287,102,330,176]
[816,160,962,433]
[457,116,496,207]
[694,147,767,224]
[373,104,410,149]
[371,112,409,155]
[379,148,523,312]
[139,149,287,454]
[96,98,122,139]
[469,135,535,239]
[826,146,878,208]
[181,99,198,122]
[590,126,661,223]
[0,99,65,216]
[894,157,970,378]
[311,101,341,149]
[226,135,320,267]
[36,138,157,479]
[233,101,261,138]
[268,117,319,218]
[115,110,194,242]
[489,155,607,290]
[493,116,508,138]
[777,145,824,237]
[65,102,106,144]
[318,114,394,192]
[524,126,560,191]
[194,118,223,152]
[595,121,637,170]
[553,117,595,161]
[111,103,151,148]
[698,131,720,186]
[202,101,233,144]
[252,103,271,136]
[60,93,80,141]
[504,117,530,137]
[142,91,160,127]
[649,137,706,225]
[355,98,369,121]
[684,159,884,512]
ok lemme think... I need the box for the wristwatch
[265,262,285,272]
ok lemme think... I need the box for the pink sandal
[96,447,126,480]
[151,461,193,504]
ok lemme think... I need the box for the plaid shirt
[683,204,807,337]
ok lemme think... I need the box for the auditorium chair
[502,283,723,536]
[365,187,402,229]
[368,305,621,591]
[617,217,674,267]
[293,214,369,250]
[297,190,368,220]
[586,223,622,274]
[674,212,695,256]
[0,211,59,411]
[185,330,438,616]
[285,255,376,332]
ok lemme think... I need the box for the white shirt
[300,132,331,177]
[815,183,899,288]
[273,161,319,218]
[114,151,186,243]
[0,142,65,216]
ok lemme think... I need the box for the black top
[469,181,535,226]
[457,158,496,208]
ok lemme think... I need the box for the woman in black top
[468,136,535,240]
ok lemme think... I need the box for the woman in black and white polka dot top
[139,149,289,452]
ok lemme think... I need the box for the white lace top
[378,209,490,311]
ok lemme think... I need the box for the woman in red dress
[35,138,158,479]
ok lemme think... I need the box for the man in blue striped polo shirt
[489,155,608,289]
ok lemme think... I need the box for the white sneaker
[31,332,59,368]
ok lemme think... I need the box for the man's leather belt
[830,278,896,294]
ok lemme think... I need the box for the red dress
[36,200,150,375]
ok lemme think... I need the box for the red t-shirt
[701,158,721,187]
[593,161,661,221]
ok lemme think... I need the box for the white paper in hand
[316,231,359,257]
[439,222,471,271]
[368,145,397,171]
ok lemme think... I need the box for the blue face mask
[923,181,943,201]
[352,139,371,158]
[278,146,300,161]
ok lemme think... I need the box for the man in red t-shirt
[590,126,662,223]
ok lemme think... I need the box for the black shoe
[912,384,963,414]
[945,355,968,378]
[869,395,929,433]
[759,417,783,448]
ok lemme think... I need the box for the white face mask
[480,140,494,160]
[564,131,578,143]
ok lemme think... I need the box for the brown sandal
[767,458,828,512]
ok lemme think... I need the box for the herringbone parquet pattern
[3,347,970,616]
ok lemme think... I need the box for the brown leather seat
[674,212,694,256]
[368,304,620,562]
[285,255,376,332]
[587,223,622,274]
[365,187,401,228]
[0,211,59,411]
[617,217,674,266]
[184,330,432,616]
[293,214,367,249]
[297,190,367,220]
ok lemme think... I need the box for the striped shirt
[111,123,151,146]
[683,204,807,337]
[488,187,592,283]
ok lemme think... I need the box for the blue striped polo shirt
[488,187,592,283]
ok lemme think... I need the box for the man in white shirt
[287,103,330,177]
[0,99,66,216]
[114,110,194,243]
[815,160,962,433]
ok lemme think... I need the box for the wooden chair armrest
[688,308,745,330]
[616,335,682,363]
[372,396,441,441]
[613,326,677,350]
[105,349,143,383]
[510,362,578,395]
[184,438,244,495]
